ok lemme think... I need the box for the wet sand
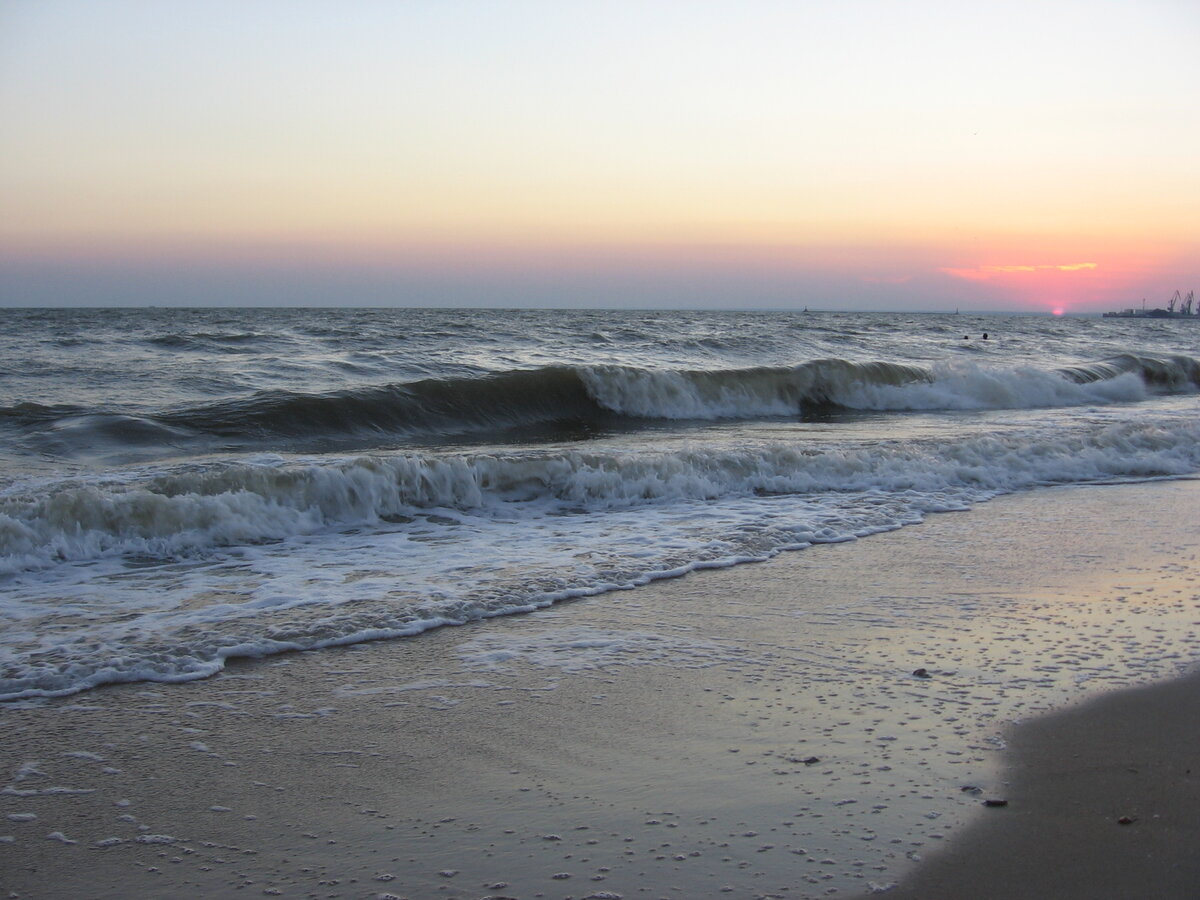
[864,668,1200,899]
[2,480,1199,899]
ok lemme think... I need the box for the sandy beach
[3,479,1199,900]
[869,667,1200,899]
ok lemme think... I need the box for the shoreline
[864,666,1200,899]
[3,479,1199,899]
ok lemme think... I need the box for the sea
[2,306,1199,703]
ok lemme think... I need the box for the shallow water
[3,481,1198,899]
[1,308,1198,700]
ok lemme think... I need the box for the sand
[2,480,1198,899]
[866,668,1200,899]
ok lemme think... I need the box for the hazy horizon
[3,1,1198,314]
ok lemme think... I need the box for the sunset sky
[2,0,1197,312]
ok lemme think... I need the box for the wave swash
[2,308,1198,701]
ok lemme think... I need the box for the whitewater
[2,307,1198,701]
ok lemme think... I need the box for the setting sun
[2,6,1200,899]
[2,1,1197,311]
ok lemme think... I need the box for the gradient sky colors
[2,1,1198,311]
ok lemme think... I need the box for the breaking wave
[3,413,1199,576]
[4,354,1197,452]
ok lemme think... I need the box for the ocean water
[1,306,1198,702]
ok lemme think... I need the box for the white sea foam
[1,399,1198,700]
[840,361,1148,411]
[577,357,1183,420]
[0,412,1195,700]
[2,411,1197,578]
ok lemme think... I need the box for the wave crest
[5,355,1198,454]
[3,412,1199,575]
[579,360,930,418]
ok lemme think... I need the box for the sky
[1,0,1198,312]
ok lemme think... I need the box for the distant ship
[1103,290,1197,318]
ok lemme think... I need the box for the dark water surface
[2,307,1198,699]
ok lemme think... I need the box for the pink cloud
[940,262,1098,280]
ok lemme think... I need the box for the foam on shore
[2,480,1198,899]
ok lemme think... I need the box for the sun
[1051,307,1065,316]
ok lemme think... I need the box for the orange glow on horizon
[1,227,1190,314]
[932,239,1194,312]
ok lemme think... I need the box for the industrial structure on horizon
[1103,290,1197,318]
